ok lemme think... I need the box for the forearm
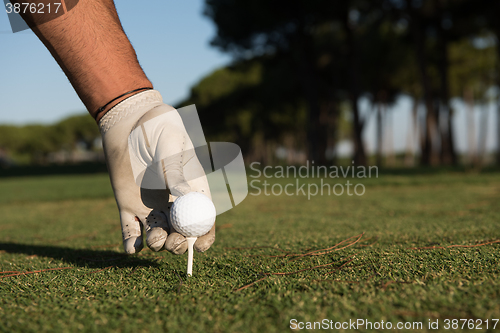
[13,0,152,122]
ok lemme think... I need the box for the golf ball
[170,192,216,237]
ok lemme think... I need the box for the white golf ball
[170,192,216,237]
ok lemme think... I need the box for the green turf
[0,171,499,332]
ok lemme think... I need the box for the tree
[178,56,308,165]
[448,36,496,166]
[0,114,101,165]
[54,114,101,150]
[463,0,500,165]
[204,0,349,165]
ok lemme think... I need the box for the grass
[0,171,499,332]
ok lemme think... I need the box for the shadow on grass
[0,242,159,269]
[2,162,500,179]
[0,162,108,178]
[377,165,500,176]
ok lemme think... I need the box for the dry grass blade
[127,266,143,276]
[225,246,292,254]
[85,266,114,275]
[381,280,413,290]
[0,267,73,278]
[312,279,360,284]
[287,233,364,261]
[265,255,356,276]
[321,258,357,274]
[234,255,356,292]
[409,239,500,250]
[234,276,268,292]
[358,236,379,247]
[233,234,363,291]
[446,239,500,248]
[302,233,364,255]
[239,233,365,259]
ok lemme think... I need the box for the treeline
[179,0,499,167]
[2,0,499,169]
[0,114,100,165]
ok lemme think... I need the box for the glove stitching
[99,90,163,134]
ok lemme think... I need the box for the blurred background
[0,0,499,173]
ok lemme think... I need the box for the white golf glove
[99,90,215,254]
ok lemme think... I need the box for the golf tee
[186,237,197,276]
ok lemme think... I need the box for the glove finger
[161,152,192,198]
[164,222,215,254]
[165,232,188,254]
[137,209,169,252]
[194,223,216,253]
[153,115,193,197]
[120,211,144,254]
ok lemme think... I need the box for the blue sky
[0,0,231,124]
[0,1,497,155]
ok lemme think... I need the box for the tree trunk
[293,33,327,165]
[477,104,489,169]
[406,0,439,166]
[498,99,500,166]
[404,98,419,167]
[385,107,396,166]
[343,13,366,166]
[464,87,476,166]
[323,93,339,166]
[376,103,383,167]
[496,38,500,166]
[436,9,457,166]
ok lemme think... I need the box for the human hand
[99,90,215,254]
